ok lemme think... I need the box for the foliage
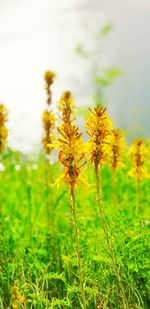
[0,149,149,308]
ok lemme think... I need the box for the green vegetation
[0,149,149,308]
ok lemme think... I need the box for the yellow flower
[86,105,112,170]
[44,70,56,106]
[58,91,86,188]
[44,71,56,87]
[42,70,56,154]
[42,110,56,154]
[128,138,149,181]
[58,91,74,124]
[110,128,126,169]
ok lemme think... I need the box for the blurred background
[0,0,150,153]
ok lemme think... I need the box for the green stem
[112,168,117,205]
[45,159,50,223]
[136,178,141,216]
[95,164,127,309]
[70,185,86,309]
[45,159,56,268]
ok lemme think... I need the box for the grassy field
[0,149,149,308]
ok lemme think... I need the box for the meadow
[0,150,149,309]
[0,72,150,308]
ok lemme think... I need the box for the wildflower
[109,128,126,204]
[58,91,87,309]
[129,138,149,181]
[86,105,112,171]
[86,107,127,305]
[110,128,126,170]
[0,104,8,153]
[59,90,74,124]
[58,91,86,188]
[44,70,56,105]
[42,111,56,154]
[86,104,112,208]
[42,71,56,154]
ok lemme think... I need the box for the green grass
[0,149,149,308]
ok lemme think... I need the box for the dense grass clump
[0,150,149,308]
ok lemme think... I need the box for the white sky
[0,0,150,152]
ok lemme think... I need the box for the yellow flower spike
[86,104,113,212]
[42,110,56,154]
[109,128,126,204]
[129,138,149,181]
[0,103,8,153]
[44,70,56,106]
[110,128,126,170]
[44,71,56,87]
[58,91,86,188]
[128,138,149,215]
[86,105,112,170]
[58,90,74,125]
[42,70,56,155]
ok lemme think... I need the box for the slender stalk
[95,164,127,309]
[44,159,56,268]
[136,178,141,216]
[70,185,86,309]
[44,159,51,223]
[22,164,32,231]
[95,164,103,213]
[112,168,117,205]
[45,159,55,227]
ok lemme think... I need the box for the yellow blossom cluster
[58,91,86,188]
[86,105,112,171]
[40,70,150,192]
[44,71,56,106]
[42,71,56,154]
[128,138,149,181]
[42,111,56,154]
[110,128,126,169]
[58,91,74,124]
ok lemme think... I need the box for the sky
[0,0,150,152]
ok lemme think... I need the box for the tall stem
[95,164,127,309]
[45,159,56,268]
[112,168,117,205]
[70,185,86,309]
[45,159,50,223]
[136,178,141,216]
